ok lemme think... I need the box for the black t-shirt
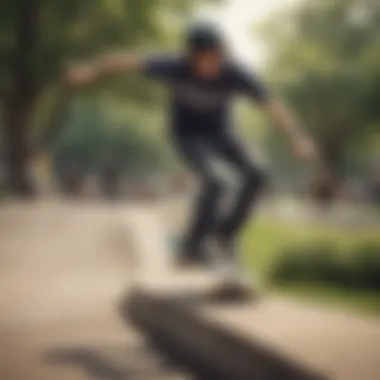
[142,55,269,136]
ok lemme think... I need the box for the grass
[241,217,380,316]
[278,283,380,316]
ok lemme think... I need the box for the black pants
[173,132,266,259]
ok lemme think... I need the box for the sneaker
[212,238,261,300]
[172,240,212,270]
[213,236,240,270]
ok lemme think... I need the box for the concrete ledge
[122,208,379,380]
[123,290,327,380]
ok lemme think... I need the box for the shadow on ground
[45,344,183,380]
[120,292,328,380]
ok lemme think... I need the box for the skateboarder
[66,23,319,288]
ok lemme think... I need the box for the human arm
[65,52,142,87]
[262,97,319,163]
[65,52,178,87]
[233,65,319,163]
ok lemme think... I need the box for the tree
[260,0,380,179]
[0,0,215,195]
[53,100,173,175]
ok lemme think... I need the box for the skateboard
[208,275,260,303]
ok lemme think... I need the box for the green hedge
[269,242,380,291]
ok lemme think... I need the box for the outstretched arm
[64,52,142,87]
[233,65,319,164]
[262,97,319,164]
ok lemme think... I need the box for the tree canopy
[0,0,216,194]
[261,0,380,175]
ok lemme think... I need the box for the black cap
[185,23,224,54]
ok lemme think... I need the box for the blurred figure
[99,155,121,200]
[56,158,85,197]
[65,22,319,292]
[310,170,341,208]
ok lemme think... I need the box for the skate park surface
[0,199,379,380]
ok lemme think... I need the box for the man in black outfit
[66,24,319,286]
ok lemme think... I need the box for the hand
[291,135,320,164]
[64,63,98,87]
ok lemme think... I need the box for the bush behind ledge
[269,242,380,291]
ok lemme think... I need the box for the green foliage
[268,241,380,291]
[0,0,217,146]
[0,0,218,193]
[53,100,172,176]
[345,244,380,289]
[279,283,380,315]
[261,0,380,172]
[242,216,380,280]
[1,0,206,91]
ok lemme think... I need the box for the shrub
[345,245,380,290]
[269,242,380,291]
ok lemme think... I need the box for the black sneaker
[174,241,213,269]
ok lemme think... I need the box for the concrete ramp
[126,208,380,380]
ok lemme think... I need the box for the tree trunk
[2,99,35,196]
[37,90,71,152]
[2,0,39,196]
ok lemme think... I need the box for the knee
[245,167,268,192]
[204,175,225,197]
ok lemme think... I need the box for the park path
[0,200,191,380]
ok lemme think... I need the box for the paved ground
[0,199,379,380]
[199,298,380,380]
[144,201,380,380]
[0,200,191,380]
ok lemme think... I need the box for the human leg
[213,134,267,253]
[172,135,226,263]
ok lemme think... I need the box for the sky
[196,0,302,65]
